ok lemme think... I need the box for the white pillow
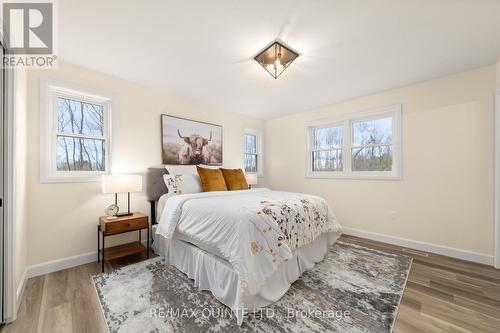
[165,164,222,175]
[165,165,198,175]
[163,174,202,196]
[197,164,220,170]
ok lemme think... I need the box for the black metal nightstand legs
[97,225,100,263]
[102,231,105,272]
[97,226,106,272]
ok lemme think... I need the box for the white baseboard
[25,240,152,279]
[15,268,27,314]
[26,250,97,278]
[342,227,494,266]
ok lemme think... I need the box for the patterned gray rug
[92,241,412,333]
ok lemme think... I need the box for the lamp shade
[245,174,258,186]
[102,175,143,194]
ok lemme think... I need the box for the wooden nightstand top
[99,212,146,223]
[99,212,148,235]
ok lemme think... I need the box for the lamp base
[116,212,133,217]
[114,192,133,217]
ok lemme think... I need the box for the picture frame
[161,114,223,165]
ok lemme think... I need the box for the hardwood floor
[2,236,500,333]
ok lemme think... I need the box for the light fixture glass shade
[102,174,143,194]
[245,174,258,186]
[254,41,299,79]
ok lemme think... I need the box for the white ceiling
[59,0,500,119]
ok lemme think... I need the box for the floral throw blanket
[253,195,335,255]
[156,188,342,296]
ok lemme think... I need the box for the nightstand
[98,212,150,272]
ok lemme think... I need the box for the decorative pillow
[163,173,202,196]
[165,165,198,175]
[196,166,228,192]
[198,164,221,169]
[220,168,248,191]
[165,164,220,175]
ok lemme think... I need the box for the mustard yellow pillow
[220,168,248,191]
[196,166,228,192]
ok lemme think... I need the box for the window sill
[246,172,264,178]
[305,172,401,180]
[40,172,109,184]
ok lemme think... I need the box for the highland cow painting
[161,115,223,165]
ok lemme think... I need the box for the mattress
[152,224,224,258]
[174,232,225,258]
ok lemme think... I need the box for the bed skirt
[153,229,340,325]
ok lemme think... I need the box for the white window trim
[244,128,264,177]
[40,79,113,183]
[305,104,402,180]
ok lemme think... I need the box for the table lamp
[102,174,143,216]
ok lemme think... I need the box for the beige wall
[25,62,265,266]
[15,69,28,291]
[265,66,496,256]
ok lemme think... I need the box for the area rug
[92,241,412,333]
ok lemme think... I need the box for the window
[312,126,343,172]
[244,129,263,176]
[244,133,257,173]
[40,80,112,182]
[306,105,401,179]
[351,117,393,172]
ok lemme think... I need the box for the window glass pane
[351,146,392,171]
[244,134,256,154]
[312,149,343,172]
[352,117,392,146]
[57,136,105,171]
[244,153,257,173]
[58,97,104,136]
[313,127,342,149]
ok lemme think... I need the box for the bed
[146,167,342,325]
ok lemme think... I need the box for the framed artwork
[161,114,223,165]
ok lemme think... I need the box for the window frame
[243,128,264,177]
[40,79,113,183]
[305,104,401,180]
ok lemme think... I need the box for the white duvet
[156,188,342,296]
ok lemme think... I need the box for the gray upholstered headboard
[146,167,169,224]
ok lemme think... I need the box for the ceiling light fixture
[254,40,299,79]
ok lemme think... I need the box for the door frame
[2,60,17,322]
[495,86,500,269]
